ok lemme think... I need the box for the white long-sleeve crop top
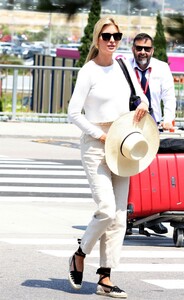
[68,58,148,139]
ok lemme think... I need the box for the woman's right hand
[134,101,149,123]
[99,133,107,143]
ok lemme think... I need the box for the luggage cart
[127,208,184,247]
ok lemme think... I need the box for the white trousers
[80,125,129,268]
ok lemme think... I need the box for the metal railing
[0,62,80,122]
[0,63,184,123]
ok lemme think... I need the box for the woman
[68,16,148,298]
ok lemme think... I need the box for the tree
[76,0,101,67]
[153,11,168,63]
[166,14,184,44]
[7,0,14,9]
[129,0,145,10]
[37,0,143,19]
[37,0,92,19]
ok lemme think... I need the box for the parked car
[22,46,44,60]
[173,46,184,53]
[22,95,32,107]
[11,45,25,58]
[0,42,14,55]
[176,99,184,110]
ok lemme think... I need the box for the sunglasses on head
[100,32,122,41]
[134,45,153,52]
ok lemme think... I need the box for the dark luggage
[158,138,184,153]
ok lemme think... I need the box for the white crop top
[68,58,148,138]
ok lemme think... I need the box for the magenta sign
[168,54,184,72]
[56,47,80,59]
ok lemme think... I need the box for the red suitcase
[128,153,184,218]
[127,153,184,247]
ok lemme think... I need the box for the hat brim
[105,111,160,177]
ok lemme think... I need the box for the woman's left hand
[133,102,149,123]
[160,121,174,130]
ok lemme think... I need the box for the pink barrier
[168,55,184,72]
[56,48,80,59]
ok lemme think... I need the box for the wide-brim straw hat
[105,111,160,177]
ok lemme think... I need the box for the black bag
[129,95,142,111]
[116,58,141,111]
[158,138,184,153]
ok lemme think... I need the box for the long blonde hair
[85,16,122,63]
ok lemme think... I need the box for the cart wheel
[173,228,184,247]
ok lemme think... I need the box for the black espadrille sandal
[96,267,127,298]
[68,239,86,290]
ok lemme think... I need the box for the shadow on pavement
[21,278,96,295]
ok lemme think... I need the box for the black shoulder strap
[116,58,136,96]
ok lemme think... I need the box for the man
[128,33,176,235]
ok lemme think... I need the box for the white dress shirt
[128,56,176,123]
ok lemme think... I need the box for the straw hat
[105,111,160,177]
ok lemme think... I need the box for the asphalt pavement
[1,120,184,300]
[1,119,184,139]
[0,120,82,139]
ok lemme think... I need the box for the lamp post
[134,8,148,33]
[48,12,52,55]
[47,4,61,55]
[161,0,165,17]
[7,1,14,43]
[79,8,88,38]
[126,0,131,46]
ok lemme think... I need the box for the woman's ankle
[75,246,86,258]
[99,275,113,286]
[74,253,85,272]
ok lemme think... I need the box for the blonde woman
[68,16,148,298]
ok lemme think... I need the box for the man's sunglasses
[134,45,153,52]
[100,32,122,41]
